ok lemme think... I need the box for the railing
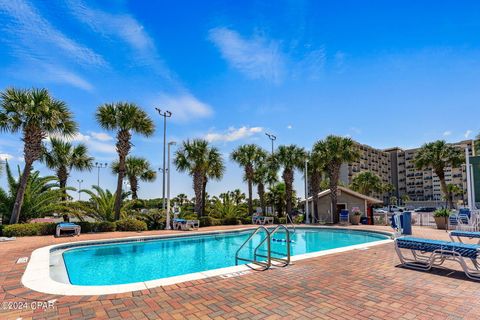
[286,214,296,233]
[235,226,271,270]
[235,225,292,271]
[254,225,291,267]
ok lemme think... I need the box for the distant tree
[414,140,464,209]
[112,156,156,200]
[96,102,155,219]
[314,135,359,223]
[350,171,383,196]
[0,88,77,223]
[401,194,410,205]
[229,189,246,206]
[275,145,307,218]
[308,149,327,222]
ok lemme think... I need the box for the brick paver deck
[1,225,480,320]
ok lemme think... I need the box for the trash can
[401,211,412,235]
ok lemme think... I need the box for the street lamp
[304,157,310,224]
[265,132,277,215]
[93,162,108,188]
[166,141,176,230]
[155,108,172,212]
[76,179,83,201]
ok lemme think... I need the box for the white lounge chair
[55,222,81,237]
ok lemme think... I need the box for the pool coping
[21,226,394,296]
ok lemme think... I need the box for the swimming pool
[60,227,389,286]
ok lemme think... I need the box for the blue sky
[1,0,480,199]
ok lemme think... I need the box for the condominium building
[340,140,475,203]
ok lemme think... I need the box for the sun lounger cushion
[58,222,78,227]
[451,231,480,239]
[396,237,479,259]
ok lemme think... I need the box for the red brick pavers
[2,225,480,320]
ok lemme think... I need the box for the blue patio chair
[395,237,480,280]
[339,209,349,224]
[449,230,480,244]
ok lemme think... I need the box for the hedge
[221,217,241,225]
[2,222,57,237]
[199,216,222,227]
[115,218,148,232]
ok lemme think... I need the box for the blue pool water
[62,228,388,286]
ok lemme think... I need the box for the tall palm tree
[112,156,156,200]
[308,149,326,223]
[0,88,77,224]
[231,144,265,215]
[253,153,276,214]
[96,102,155,220]
[414,140,463,209]
[350,171,384,196]
[174,139,224,216]
[202,148,225,215]
[275,145,307,218]
[229,189,246,206]
[313,135,359,223]
[42,137,93,200]
[174,193,189,206]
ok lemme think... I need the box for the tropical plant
[231,144,266,215]
[267,182,287,216]
[401,194,411,205]
[252,153,277,215]
[211,196,247,219]
[72,186,131,222]
[174,139,225,216]
[275,145,306,218]
[433,208,451,218]
[350,171,384,196]
[0,162,68,223]
[202,148,225,215]
[0,88,77,223]
[96,102,155,219]
[112,156,156,200]
[174,193,189,206]
[229,189,246,206]
[313,135,359,223]
[308,149,326,223]
[414,140,464,209]
[42,137,93,200]
[445,184,463,208]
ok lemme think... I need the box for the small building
[304,186,383,223]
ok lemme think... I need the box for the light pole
[265,132,277,215]
[76,179,83,200]
[166,141,176,230]
[304,158,310,224]
[155,108,172,212]
[93,162,108,188]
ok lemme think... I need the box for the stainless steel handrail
[286,214,296,233]
[254,224,291,267]
[235,226,271,271]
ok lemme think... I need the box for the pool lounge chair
[395,237,480,280]
[449,230,480,244]
[55,222,81,237]
[252,215,273,225]
[173,218,199,231]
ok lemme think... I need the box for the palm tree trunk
[258,182,265,214]
[57,166,68,202]
[114,130,131,220]
[247,178,253,215]
[201,176,208,216]
[130,177,138,200]
[10,161,33,224]
[310,170,320,223]
[329,164,340,224]
[193,171,203,216]
[436,170,451,209]
[283,169,294,219]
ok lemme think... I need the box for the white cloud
[465,130,473,138]
[443,131,452,137]
[208,27,285,83]
[0,153,14,161]
[205,126,264,142]
[154,92,213,122]
[89,131,113,142]
[0,0,105,67]
[287,125,293,129]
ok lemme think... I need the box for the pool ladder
[235,225,291,271]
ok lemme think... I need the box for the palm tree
[0,161,69,223]
[112,156,156,200]
[174,139,225,216]
[313,135,359,223]
[202,148,225,215]
[229,189,246,206]
[446,184,463,208]
[96,102,155,220]
[350,171,384,196]
[0,88,77,224]
[308,150,326,223]
[414,140,464,209]
[42,137,93,200]
[174,193,189,206]
[275,145,307,218]
[73,186,131,222]
[253,154,277,215]
[231,144,266,215]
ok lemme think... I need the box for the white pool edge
[21,227,393,296]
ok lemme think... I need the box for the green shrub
[199,216,221,227]
[222,217,240,225]
[240,217,252,225]
[116,218,147,232]
[279,217,287,224]
[2,222,56,237]
[294,214,304,224]
[0,224,4,236]
[434,208,451,218]
[96,221,116,232]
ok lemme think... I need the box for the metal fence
[373,211,437,227]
